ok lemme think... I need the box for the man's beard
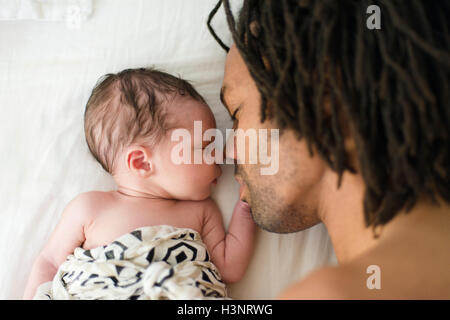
[236,164,320,234]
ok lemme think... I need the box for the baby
[23,68,256,299]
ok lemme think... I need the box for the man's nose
[216,164,222,177]
[223,133,236,162]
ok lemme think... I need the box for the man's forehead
[222,45,250,98]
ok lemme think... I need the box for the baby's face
[152,98,222,201]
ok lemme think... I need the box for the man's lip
[212,178,218,185]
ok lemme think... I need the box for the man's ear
[126,146,153,178]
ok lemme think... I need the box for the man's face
[221,45,327,233]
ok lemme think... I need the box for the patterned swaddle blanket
[34,225,227,300]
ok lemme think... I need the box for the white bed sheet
[0,0,336,299]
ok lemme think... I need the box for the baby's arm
[23,193,93,299]
[201,199,257,283]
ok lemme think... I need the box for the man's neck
[318,171,379,264]
[319,170,450,265]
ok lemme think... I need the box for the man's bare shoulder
[278,265,377,300]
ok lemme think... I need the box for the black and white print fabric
[34,225,228,300]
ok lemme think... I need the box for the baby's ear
[126,146,152,178]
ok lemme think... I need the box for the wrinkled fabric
[34,225,227,300]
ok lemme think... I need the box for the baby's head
[84,68,221,200]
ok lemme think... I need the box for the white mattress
[0,0,336,299]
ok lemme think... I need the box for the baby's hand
[233,200,253,218]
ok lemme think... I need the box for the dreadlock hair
[208,0,450,231]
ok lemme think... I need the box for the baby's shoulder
[182,198,220,223]
[170,197,217,221]
[63,190,114,221]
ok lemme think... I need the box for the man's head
[84,68,221,200]
[209,0,450,232]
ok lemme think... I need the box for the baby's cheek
[175,164,206,186]
[168,165,206,200]
[187,164,211,184]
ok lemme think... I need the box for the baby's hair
[84,67,205,174]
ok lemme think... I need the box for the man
[208,0,450,298]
